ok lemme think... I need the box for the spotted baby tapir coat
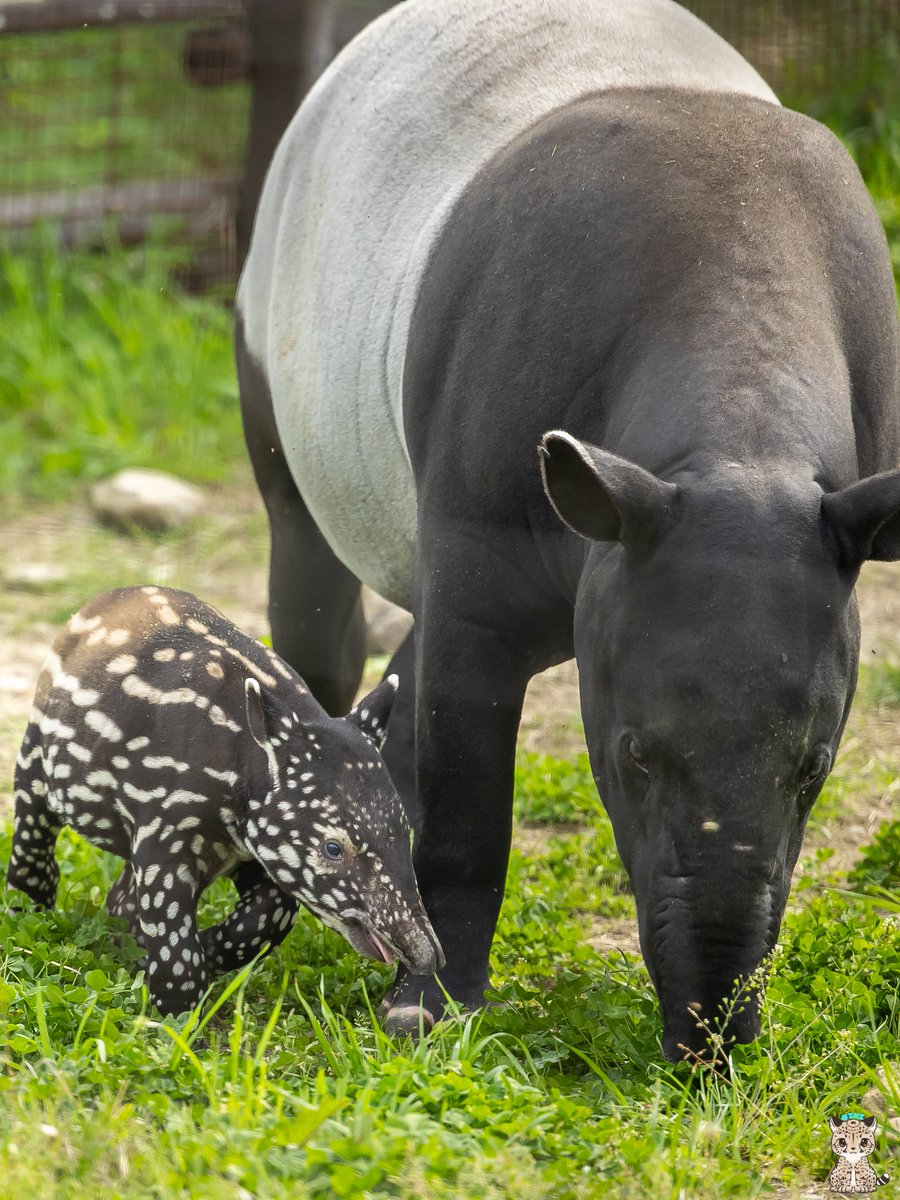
[8,586,443,1014]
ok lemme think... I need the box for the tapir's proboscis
[237,0,900,1060]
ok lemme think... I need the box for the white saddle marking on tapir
[237,0,777,609]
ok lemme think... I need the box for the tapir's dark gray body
[236,0,900,1060]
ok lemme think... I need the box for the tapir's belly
[236,0,776,609]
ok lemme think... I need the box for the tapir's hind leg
[237,314,366,715]
[7,724,60,908]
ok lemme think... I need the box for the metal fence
[1,0,897,288]
[692,0,899,111]
[1,2,248,285]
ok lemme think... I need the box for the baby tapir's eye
[324,840,343,861]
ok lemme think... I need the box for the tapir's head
[242,674,444,977]
[540,431,900,1062]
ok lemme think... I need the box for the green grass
[859,661,900,710]
[0,230,242,504]
[0,733,897,1199]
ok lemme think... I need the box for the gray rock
[4,562,69,592]
[0,670,35,696]
[362,586,412,656]
[89,469,205,532]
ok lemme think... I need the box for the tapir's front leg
[133,852,207,1015]
[382,600,531,1033]
[378,631,418,827]
[200,861,299,977]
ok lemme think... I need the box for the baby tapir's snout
[341,840,444,978]
[8,585,442,1015]
[243,671,444,976]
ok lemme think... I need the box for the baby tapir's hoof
[7,586,443,1014]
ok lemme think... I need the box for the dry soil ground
[0,469,897,966]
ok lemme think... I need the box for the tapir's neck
[576,322,860,493]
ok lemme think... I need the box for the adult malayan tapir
[236,0,900,1061]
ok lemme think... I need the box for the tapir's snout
[637,868,782,1065]
[367,851,446,976]
[395,914,445,976]
[662,992,762,1064]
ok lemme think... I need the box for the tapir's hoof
[381,1003,436,1039]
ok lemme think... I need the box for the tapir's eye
[627,736,649,776]
[800,747,831,792]
[323,840,343,861]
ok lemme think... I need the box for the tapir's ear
[347,673,398,749]
[245,676,274,750]
[822,468,900,568]
[538,430,678,544]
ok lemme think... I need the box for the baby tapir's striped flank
[8,587,442,1014]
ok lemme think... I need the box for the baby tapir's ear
[246,677,282,788]
[245,677,275,749]
[346,673,399,749]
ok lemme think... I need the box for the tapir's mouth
[345,919,398,965]
[304,901,442,974]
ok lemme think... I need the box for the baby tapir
[8,586,443,1014]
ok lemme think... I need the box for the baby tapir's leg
[200,861,299,977]
[7,724,60,908]
[133,853,207,1015]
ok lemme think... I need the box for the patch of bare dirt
[512,823,588,859]
[858,561,900,662]
[519,662,585,758]
[585,917,642,958]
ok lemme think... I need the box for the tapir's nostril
[406,936,444,976]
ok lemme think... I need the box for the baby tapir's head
[242,673,443,976]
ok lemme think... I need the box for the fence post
[236,0,336,266]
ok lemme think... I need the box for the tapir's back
[237,0,777,607]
